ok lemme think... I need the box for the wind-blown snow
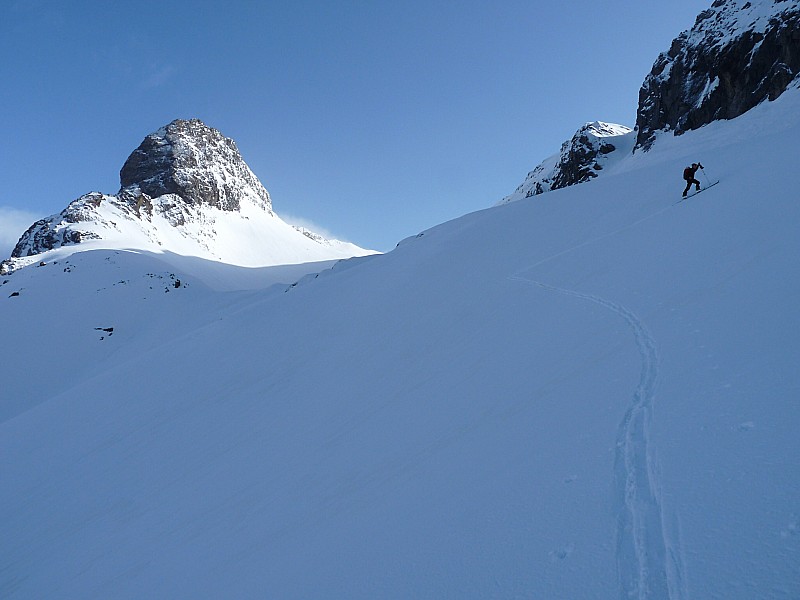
[1,90,799,599]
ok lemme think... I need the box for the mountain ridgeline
[500,0,800,203]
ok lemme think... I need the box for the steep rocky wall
[636,0,800,149]
[119,119,272,212]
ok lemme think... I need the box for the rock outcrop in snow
[497,122,633,205]
[635,0,800,149]
[2,119,372,275]
[9,197,94,259]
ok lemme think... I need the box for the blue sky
[1,0,709,254]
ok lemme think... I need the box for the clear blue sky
[1,0,710,254]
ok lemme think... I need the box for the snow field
[2,90,800,598]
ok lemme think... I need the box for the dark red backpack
[683,167,693,180]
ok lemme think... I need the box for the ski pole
[700,167,713,185]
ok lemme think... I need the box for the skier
[682,162,704,197]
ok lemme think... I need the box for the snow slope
[4,191,373,273]
[2,90,800,598]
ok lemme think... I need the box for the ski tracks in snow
[509,271,687,600]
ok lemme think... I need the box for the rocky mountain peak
[635,0,800,149]
[119,118,272,213]
[2,119,372,275]
[497,121,633,205]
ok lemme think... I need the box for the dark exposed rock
[94,326,114,340]
[119,119,272,212]
[10,193,104,258]
[498,122,633,204]
[551,124,626,190]
[635,0,800,149]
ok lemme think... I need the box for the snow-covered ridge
[2,119,375,274]
[686,0,796,49]
[498,121,633,205]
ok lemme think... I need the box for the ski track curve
[509,271,687,600]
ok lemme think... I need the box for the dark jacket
[683,164,703,180]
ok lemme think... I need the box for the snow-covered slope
[2,119,374,276]
[2,86,799,599]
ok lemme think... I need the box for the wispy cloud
[141,64,178,90]
[279,212,346,242]
[0,207,40,257]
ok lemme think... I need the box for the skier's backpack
[683,167,693,180]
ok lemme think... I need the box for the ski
[681,180,719,200]
[677,180,720,203]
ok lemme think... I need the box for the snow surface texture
[2,89,799,598]
[498,121,634,205]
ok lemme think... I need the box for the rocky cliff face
[498,122,633,205]
[635,0,800,149]
[119,119,272,213]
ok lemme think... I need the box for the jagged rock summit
[3,119,372,274]
[497,122,633,205]
[636,0,800,149]
[119,119,272,213]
